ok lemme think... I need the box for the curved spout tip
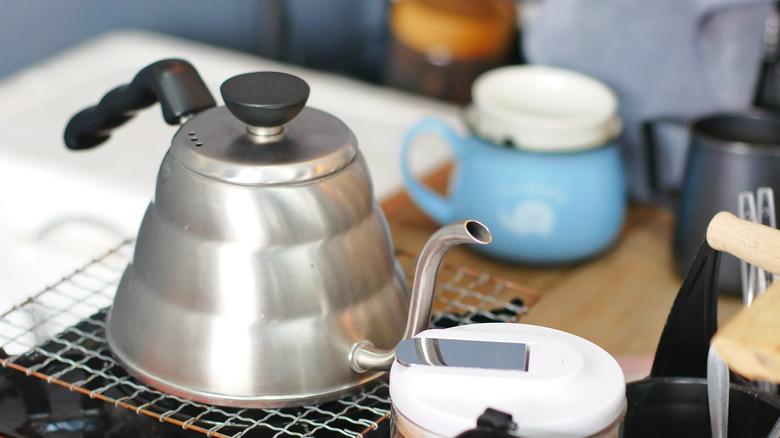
[465,220,491,245]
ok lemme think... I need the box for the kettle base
[105,324,386,409]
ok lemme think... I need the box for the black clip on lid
[455,408,518,438]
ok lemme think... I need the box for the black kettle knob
[220,72,310,128]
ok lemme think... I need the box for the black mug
[645,110,780,294]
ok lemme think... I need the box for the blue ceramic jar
[401,118,626,263]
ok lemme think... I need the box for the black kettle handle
[650,240,720,379]
[64,59,216,150]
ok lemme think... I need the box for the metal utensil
[757,187,777,289]
[767,415,780,438]
[708,347,730,438]
[739,191,759,306]
[738,188,778,394]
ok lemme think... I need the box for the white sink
[0,30,458,308]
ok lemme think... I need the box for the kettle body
[107,107,410,406]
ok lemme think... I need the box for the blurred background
[1,0,512,87]
[1,0,777,298]
[4,1,780,434]
[1,0,776,291]
[1,0,771,193]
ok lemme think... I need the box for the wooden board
[381,165,743,357]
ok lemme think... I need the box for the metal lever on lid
[349,220,492,372]
[64,59,216,150]
[395,338,530,371]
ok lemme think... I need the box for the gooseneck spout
[350,220,491,372]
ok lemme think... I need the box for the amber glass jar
[385,0,516,103]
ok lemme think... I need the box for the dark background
[0,0,389,81]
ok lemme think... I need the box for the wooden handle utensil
[707,211,780,382]
[706,211,780,276]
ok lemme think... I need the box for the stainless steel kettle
[63,59,491,408]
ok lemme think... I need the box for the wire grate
[0,241,538,437]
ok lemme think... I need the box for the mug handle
[400,118,465,224]
[642,116,689,203]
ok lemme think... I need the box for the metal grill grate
[0,241,537,437]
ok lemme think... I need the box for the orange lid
[391,0,516,61]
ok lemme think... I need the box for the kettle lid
[171,72,357,185]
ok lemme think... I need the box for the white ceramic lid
[469,65,622,152]
[465,105,622,153]
[390,323,626,437]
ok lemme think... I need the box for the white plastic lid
[390,323,626,437]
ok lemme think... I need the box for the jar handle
[400,118,465,224]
